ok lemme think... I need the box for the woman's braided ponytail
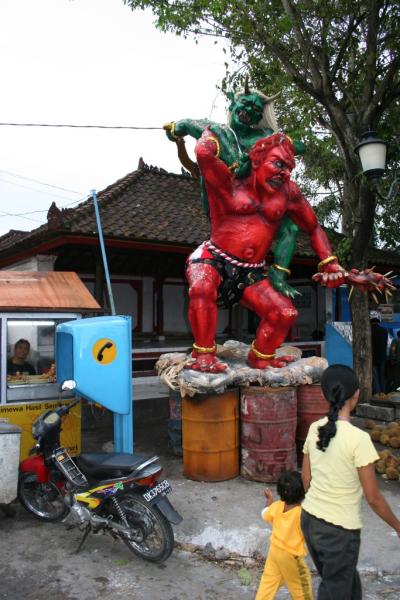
[317,365,359,452]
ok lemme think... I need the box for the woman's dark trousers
[301,510,362,600]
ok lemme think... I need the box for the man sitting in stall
[7,338,36,376]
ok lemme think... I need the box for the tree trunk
[351,181,376,269]
[351,290,372,402]
[348,180,376,402]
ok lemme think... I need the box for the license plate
[142,479,172,504]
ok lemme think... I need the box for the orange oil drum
[182,389,239,482]
[296,384,329,466]
[240,386,297,483]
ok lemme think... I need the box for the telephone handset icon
[97,342,113,362]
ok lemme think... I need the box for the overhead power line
[0,168,83,195]
[0,192,87,219]
[0,209,44,224]
[0,176,84,203]
[0,168,89,220]
[0,122,163,130]
[0,121,333,136]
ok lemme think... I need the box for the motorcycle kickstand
[74,524,91,554]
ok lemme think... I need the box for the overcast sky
[0,0,229,236]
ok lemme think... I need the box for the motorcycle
[18,383,182,564]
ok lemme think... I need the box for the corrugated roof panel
[0,271,101,312]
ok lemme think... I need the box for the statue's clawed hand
[269,266,301,299]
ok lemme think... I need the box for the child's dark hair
[277,470,305,504]
[317,364,359,452]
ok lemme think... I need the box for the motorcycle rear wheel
[116,493,174,563]
[18,472,68,522]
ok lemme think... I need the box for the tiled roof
[62,164,207,245]
[0,229,32,251]
[0,163,208,256]
[0,161,399,267]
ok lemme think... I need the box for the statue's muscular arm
[286,182,334,261]
[195,133,235,206]
[286,182,352,288]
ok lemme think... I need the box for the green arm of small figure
[164,119,212,142]
[269,217,300,299]
[165,119,252,178]
[164,119,215,216]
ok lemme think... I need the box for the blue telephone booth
[56,315,133,453]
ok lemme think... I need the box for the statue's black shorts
[187,256,268,309]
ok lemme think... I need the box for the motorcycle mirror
[60,380,77,392]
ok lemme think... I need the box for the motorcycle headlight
[31,411,60,439]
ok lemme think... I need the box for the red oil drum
[296,384,329,466]
[240,386,297,483]
[182,389,239,482]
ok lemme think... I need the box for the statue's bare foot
[247,351,294,369]
[275,354,296,363]
[186,352,227,373]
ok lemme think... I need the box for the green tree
[125,0,400,399]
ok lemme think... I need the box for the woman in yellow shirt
[301,364,400,600]
[255,471,313,599]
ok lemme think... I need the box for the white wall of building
[1,254,57,272]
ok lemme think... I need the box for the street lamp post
[354,131,399,200]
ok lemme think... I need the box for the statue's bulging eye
[275,161,286,169]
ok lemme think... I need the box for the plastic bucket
[240,386,297,483]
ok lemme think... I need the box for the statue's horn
[262,90,281,103]
[244,75,250,95]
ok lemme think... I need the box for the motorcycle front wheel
[116,493,174,563]
[18,472,68,522]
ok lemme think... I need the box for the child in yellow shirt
[255,471,313,600]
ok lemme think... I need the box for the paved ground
[1,500,399,600]
[1,391,399,599]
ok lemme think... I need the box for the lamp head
[354,131,387,184]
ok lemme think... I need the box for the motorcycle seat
[76,452,157,478]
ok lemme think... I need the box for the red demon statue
[185,130,392,373]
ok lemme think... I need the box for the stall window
[6,318,73,401]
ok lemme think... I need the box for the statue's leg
[186,262,227,373]
[241,279,298,369]
[275,217,298,267]
[269,217,299,298]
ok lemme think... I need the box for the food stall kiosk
[0,271,101,459]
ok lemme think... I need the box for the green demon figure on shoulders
[164,81,304,299]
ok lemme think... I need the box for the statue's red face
[253,145,293,194]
